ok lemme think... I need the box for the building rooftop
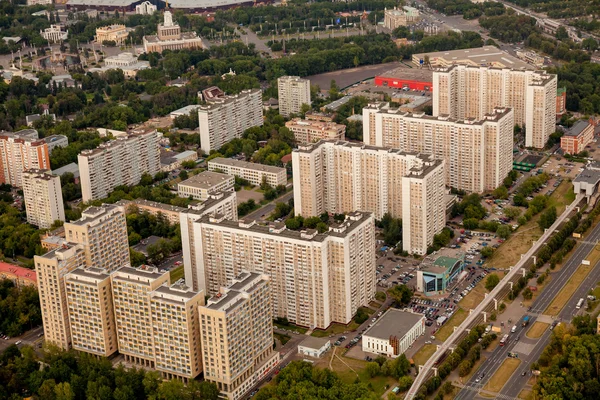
[117,198,187,214]
[413,46,533,70]
[364,308,424,340]
[574,168,600,185]
[0,262,37,283]
[299,336,330,350]
[566,120,591,137]
[112,264,167,283]
[198,89,260,112]
[377,67,434,82]
[52,162,79,178]
[205,271,265,311]
[169,105,201,117]
[324,96,352,111]
[23,169,56,181]
[152,282,199,303]
[208,157,285,174]
[178,171,233,190]
[67,0,139,6]
[79,130,157,157]
[66,266,110,282]
[67,204,122,226]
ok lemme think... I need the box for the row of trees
[0,279,41,337]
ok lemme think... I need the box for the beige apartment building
[277,76,311,117]
[207,157,287,187]
[65,204,130,272]
[150,282,205,381]
[116,199,186,225]
[34,243,87,350]
[285,118,346,145]
[432,65,557,149]
[383,6,420,30]
[95,24,129,45]
[111,265,170,367]
[65,267,118,357]
[0,129,51,187]
[363,104,514,193]
[189,212,375,329]
[292,140,446,254]
[199,272,279,400]
[177,171,234,201]
[22,169,65,229]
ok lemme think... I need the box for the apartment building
[0,129,50,187]
[189,212,376,329]
[198,89,263,153]
[277,76,311,117]
[363,104,514,193]
[285,118,346,145]
[95,24,129,45]
[383,6,420,30]
[561,120,594,155]
[432,65,557,149]
[34,243,87,350]
[178,171,234,201]
[64,204,129,272]
[22,169,65,229]
[0,262,37,287]
[116,198,186,225]
[207,157,287,187]
[198,272,279,400]
[78,130,160,202]
[111,265,170,367]
[65,267,118,357]
[150,282,205,381]
[292,140,446,254]
[180,191,238,293]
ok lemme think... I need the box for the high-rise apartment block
[150,282,205,381]
[78,130,160,202]
[199,272,279,400]
[64,205,129,272]
[363,104,514,193]
[432,65,557,148]
[22,169,65,229]
[34,243,87,350]
[188,212,375,329]
[65,267,118,357]
[277,76,311,117]
[198,89,262,153]
[0,129,50,187]
[285,118,346,144]
[111,265,170,367]
[292,140,445,254]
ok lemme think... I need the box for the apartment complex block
[0,129,51,187]
[65,267,118,357]
[78,130,160,202]
[432,65,557,148]
[198,89,263,153]
[285,118,346,144]
[199,272,279,400]
[188,212,376,329]
[22,169,65,229]
[207,157,287,187]
[116,198,186,225]
[561,120,594,155]
[363,104,514,193]
[277,76,311,117]
[177,171,234,201]
[292,140,445,254]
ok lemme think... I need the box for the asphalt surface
[455,215,600,399]
[245,191,294,220]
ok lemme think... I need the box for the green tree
[481,246,494,258]
[365,362,380,378]
[522,287,533,300]
[493,185,508,199]
[485,273,500,291]
[496,225,511,239]
[388,285,413,306]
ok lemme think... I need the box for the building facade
[556,87,567,115]
[383,6,420,30]
[561,120,594,155]
[362,309,425,358]
[136,0,156,14]
[78,130,160,202]
[117,198,186,225]
[285,118,346,145]
[432,65,557,149]
[95,24,129,45]
[22,169,65,229]
[277,76,311,118]
[41,25,68,43]
[198,272,279,400]
[189,212,376,329]
[0,129,51,187]
[198,89,263,153]
[292,140,446,254]
[207,157,287,187]
[177,171,234,201]
[363,104,514,193]
[0,262,37,287]
[143,11,203,53]
[90,52,150,77]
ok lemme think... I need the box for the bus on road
[500,334,509,346]
[576,298,584,309]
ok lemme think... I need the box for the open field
[274,321,308,334]
[526,322,549,339]
[483,358,521,393]
[312,321,359,337]
[413,344,436,367]
[435,308,467,342]
[519,389,533,399]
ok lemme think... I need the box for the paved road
[245,191,294,221]
[455,214,600,399]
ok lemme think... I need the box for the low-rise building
[177,171,234,201]
[160,150,198,172]
[143,11,203,53]
[207,157,286,187]
[298,337,331,358]
[169,105,201,119]
[416,254,465,296]
[362,309,425,358]
[116,199,187,225]
[0,262,37,287]
[384,6,420,30]
[41,25,68,44]
[95,24,129,45]
[89,52,150,77]
[561,120,594,155]
[44,135,69,152]
[516,49,544,68]
[285,118,346,145]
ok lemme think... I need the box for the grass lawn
[518,389,533,400]
[483,358,521,393]
[526,322,549,339]
[460,271,505,310]
[312,321,360,338]
[369,301,382,309]
[435,308,467,342]
[274,321,308,334]
[412,344,437,366]
[274,332,291,345]
[375,291,387,302]
[169,265,185,283]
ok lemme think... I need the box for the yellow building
[95,24,129,45]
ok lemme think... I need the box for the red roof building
[0,262,37,287]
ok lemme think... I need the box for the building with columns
[95,24,129,45]
[143,11,203,53]
[41,25,68,43]
[136,0,156,14]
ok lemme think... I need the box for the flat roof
[566,120,591,137]
[169,105,201,116]
[413,46,533,70]
[179,171,233,190]
[434,256,461,270]
[52,162,80,178]
[166,0,255,8]
[377,67,433,82]
[299,336,330,350]
[0,262,37,283]
[208,157,285,174]
[574,169,600,185]
[364,308,424,340]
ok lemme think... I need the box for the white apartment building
[198,89,263,153]
[432,65,557,149]
[22,169,65,229]
[0,129,51,187]
[199,272,279,400]
[277,76,311,118]
[136,0,157,14]
[285,118,346,145]
[362,309,425,358]
[292,140,446,255]
[207,157,286,187]
[188,212,376,329]
[41,25,68,43]
[78,130,160,202]
[177,171,234,201]
[363,104,514,193]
